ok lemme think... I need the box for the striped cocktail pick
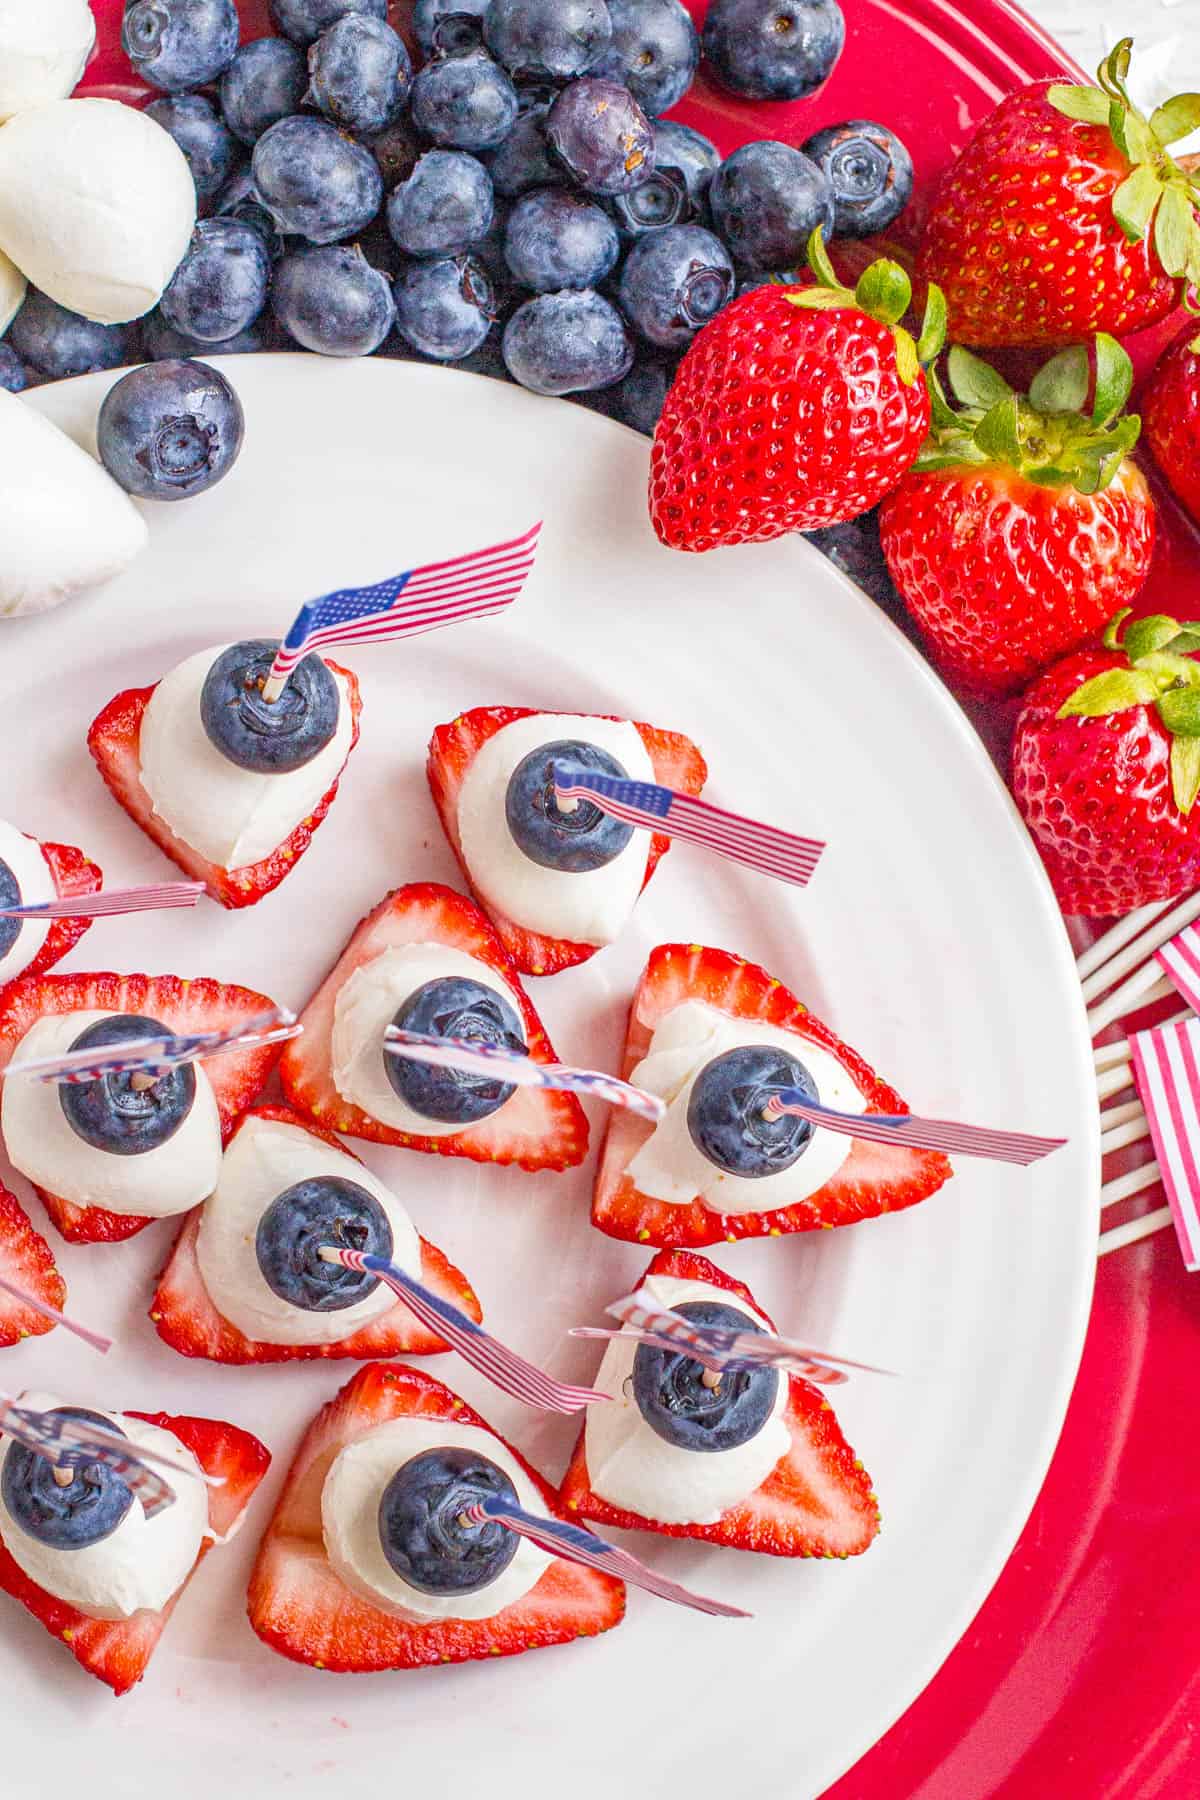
[1130,1015,1200,1271]
[0,1401,224,1518]
[384,1027,666,1123]
[0,881,204,920]
[1157,922,1200,1013]
[0,1276,112,1353]
[6,1007,300,1086]
[760,1091,1066,1165]
[319,1248,609,1414]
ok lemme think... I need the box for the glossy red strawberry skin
[0,1184,66,1346]
[917,83,1181,348]
[26,839,103,979]
[649,287,931,552]
[247,1361,625,1673]
[1012,647,1200,916]
[427,705,707,975]
[151,1104,483,1363]
[0,1410,269,1695]
[879,459,1156,696]
[0,971,283,1243]
[1144,327,1200,525]
[86,659,361,909]
[279,882,588,1170]
[592,943,951,1247]
[561,1248,880,1557]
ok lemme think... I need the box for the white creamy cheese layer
[0,0,96,123]
[0,821,54,983]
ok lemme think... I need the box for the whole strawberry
[1143,324,1200,524]
[879,335,1156,696]
[918,38,1200,348]
[648,230,944,551]
[1013,611,1200,916]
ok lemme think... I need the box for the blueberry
[702,0,845,101]
[503,288,631,394]
[255,1175,393,1312]
[686,1043,817,1178]
[274,244,395,355]
[364,118,426,190]
[410,49,519,153]
[219,36,309,146]
[141,310,273,358]
[212,170,286,263]
[121,0,239,93]
[387,151,495,259]
[618,224,732,348]
[545,78,654,197]
[504,736,633,868]
[377,1448,519,1594]
[0,347,24,394]
[593,0,698,117]
[200,637,340,772]
[145,96,241,208]
[386,975,525,1123]
[253,116,384,244]
[708,140,834,272]
[611,167,688,236]
[484,0,612,81]
[631,1302,780,1453]
[652,118,720,214]
[269,0,386,46]
[306,16,411,136]
[160,218,272,344]
[504,188,618,292]
[483,105,562,199]
[8,291,134,381]
[801,120,914,238]
[2,1409,135,1551]
[395,254,495,360]
[0,857,25,962]
[97,358,245,500]
[59,1016,197,1157]
[414,0,490,56]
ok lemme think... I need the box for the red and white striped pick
[0,1399,226,1519]
[0,881,204,920]
[0,1276,112,1353]
[1156,923,1200,1013]
[760,1092,1066,1165]
[384,1027,666,1122]
[1130,1015,1200,1272]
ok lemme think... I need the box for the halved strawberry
[0,972,284,1244]
[86,659,361,910]
[560,1248,880,1557]
[427,705,707,975]
[279,882,588,1171]
[23,838,103,979]
[151,1104,484,1363]
[247,1361,624,1672]
[0,1408,269,1695]
[592,943,952,1246]
[0,1184,66,1347]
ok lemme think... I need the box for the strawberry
[1144,324,1200,525]
[247,1361,624,1672]
[1013,609,1200,916]
[86,658,362,909]
[427,706,707,975]
[917,38,1200,348]
[0,1184,66,1347]
[879,336,1156,696]
[0,971,284,1243]
[19,836,103,979]
[279,882,588,1169]
[151,1104,484,1364]
[592,942,951,1247]
[648,229,944,552]
[0,1408,269,1695]
[560,1248,880,1557]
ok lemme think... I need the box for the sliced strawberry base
[86,659,362,911]
[0,971,284,1244]
[592,944,953,1247]
[0,1184,66,1347]
[0,1411,269,1695]
[25,839,103,980]
[247,1362,625,1672]
[151,1105,484,1364]
[559,1249,881,1558]
[279,882,588,1171]
[427,705,708,976]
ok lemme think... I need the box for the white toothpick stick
[1077,899,1176,985]
[1098,1205,1173,1256]
[1087,967,1174,1039]
[1080,889,1200,1002]
[260,672,287,705]
[1101,1159,1161,1209]
[1099,1101,1151,1156]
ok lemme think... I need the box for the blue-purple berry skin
[414,0,489,56]
[0,345,27,393]
[145,95,241,207]
[483,0,613,82]
[395,254,497,361]
[220,37,309,146]
[96,359,244,502]
[545,77,654,197]
[387,151,495,258]
[617,224,734,349]
[305,15,412,136]
[502,288,632,395]
[800,120,914,237]
[252,116,384,244]
[409,49,520,153]
[593,0,698,117]
[701,0,845,101]
[159,218,272,345]
[274,245,397,356]
[268,0,386,47]
[122,0,240,93]
[504,188,619,292]
[8,291,135,381]
[708,139,834,271]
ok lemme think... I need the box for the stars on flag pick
[6,1007,300,1086]
[0,1401,225,1519]
[0,881,204,920]
[383,1027,667,1123]
[761,1091,1066,1165]
[1130,1015,1200,1273]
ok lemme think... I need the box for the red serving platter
[80,3,1200,1793]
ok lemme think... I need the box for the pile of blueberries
[0,0,914,442]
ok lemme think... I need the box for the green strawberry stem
[1059,611,1200,813]
[1047,37,1200,287]
[784,227,946,388]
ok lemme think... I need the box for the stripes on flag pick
[0,881,204,920]
[0,1275,113,1353]
[7,1006,300,1086]
[0,1400,226,1520]
[318,1248,610,1414]
[551,763,825,889]
[262,522,542,700]
[568,1286,893,1387]
[1130,1015,1200,1272]
[760,1090,1066,1166]
[383,1027,667,1123]
[1157,923,1200,1015]
[461,1496,750,1618]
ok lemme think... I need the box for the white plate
[2,357,1097,1800]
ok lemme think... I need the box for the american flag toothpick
[6,1007,300,1086]
[1129,1016,1200,1272]
[0,882,204,920]
[0,1402,225,1519]
[760,1091,1066,1165]
[383,1027,667,1123]
[0,1277,113,1353]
